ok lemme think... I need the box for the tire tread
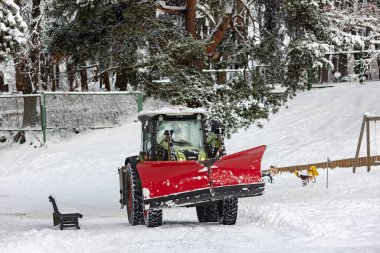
[145,209,163,227]
[219,197,238,225]
[126,163,144,225]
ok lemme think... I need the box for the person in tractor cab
[157,121,206,161]
[206,120,223,158]
[157,123,186,161]
[157,128,172,161]
[172,126,188,144]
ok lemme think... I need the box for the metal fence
[0,91,143,144]
[0,94,42,131]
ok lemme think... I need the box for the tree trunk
[22,97,38,127]
[15,60,33,94]
[11,0,41,127]
[235,0,246,42]
[127,70,138,89]
[217,71,227,84]
[49,61,56,91]
[40,55,48,90]
[31,0,41,90]
[49,62,60,91]
[205,14,232,56]
[115,69,127,91]
[102,71,111,91]
[185,0,197,38]
[80,67,88,91]
[55,64,60,90]
[263,0,280,33]
[15,59,37,127]
[0,71,4,92]
[66,59,75,91]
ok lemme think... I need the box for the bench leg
[75,218,80,229]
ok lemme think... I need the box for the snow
[0,0,27,47]
[1,82,380,252]
[143,188,151,199]
[226,82,380,168]
[138,106,207,118]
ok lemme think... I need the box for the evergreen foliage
[0,0,27,61]
[45,1,335,134]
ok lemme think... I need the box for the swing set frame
[353,114,380,173]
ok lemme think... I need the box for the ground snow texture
[1,83,380,252]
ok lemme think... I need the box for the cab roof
[138,106,207,122]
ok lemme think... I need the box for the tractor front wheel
[218,197,238,225]
[126,163,144,225]
[144,209,163,227]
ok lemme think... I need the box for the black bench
[48,195,83,230]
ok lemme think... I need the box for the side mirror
[215,127,224,135]
[146,121,154,134]
[210,119,224,134]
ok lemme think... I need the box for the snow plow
[118,107,266,227]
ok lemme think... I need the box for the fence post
[40,93,47,145]
[307,68,312,90]
[326,157,330,189]
[137,92,143,112]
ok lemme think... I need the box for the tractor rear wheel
[218,197,238,225]
[126,163,144,225]
[196,204,218,222]
[144,209,163,227]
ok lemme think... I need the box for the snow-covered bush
[0,0,27,61]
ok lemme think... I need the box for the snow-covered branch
[155,0,186,14]
[0,0,27,60]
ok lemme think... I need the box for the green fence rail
[1,91,143,145]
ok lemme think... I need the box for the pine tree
[10,0,46,126]
[45,0,337,133]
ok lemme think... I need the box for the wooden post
[326,157,330,189]
[368,116,380,172]
[366,117,371,172]
[353,115,367,173]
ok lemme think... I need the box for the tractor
[118,107,266,227]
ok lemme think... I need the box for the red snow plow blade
[137,145,266,208]
[210,145,266,199]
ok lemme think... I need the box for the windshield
[157,119,204,149]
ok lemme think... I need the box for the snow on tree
[42,0,380,132]
[0,0,369,132]
[44,0,343,134]
[0,0,27,61]
[10,0,47,126]
[313,1,380,80]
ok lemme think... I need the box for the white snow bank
[1,82,380,252]
[227,82,380,169]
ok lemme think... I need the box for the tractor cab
[138,107,212,162]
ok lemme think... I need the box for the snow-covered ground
[1,82,380,253]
